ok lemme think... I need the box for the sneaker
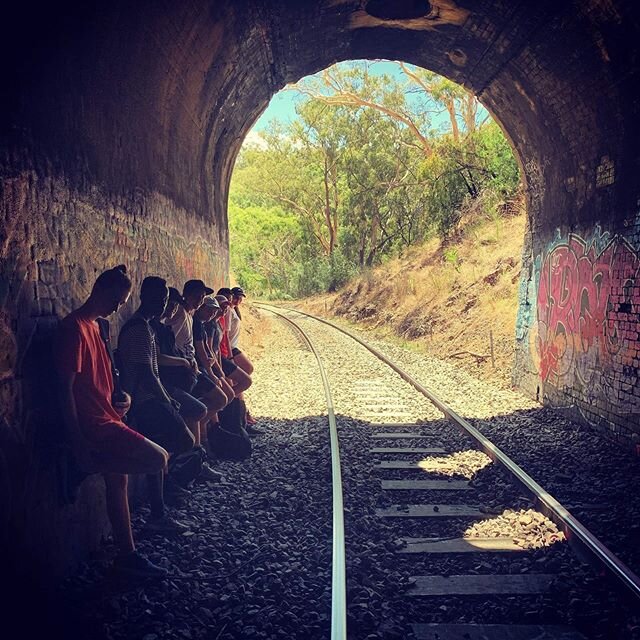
[246,425,264,436]
[145,513,190,534]
[113,551,168,578]
[199,461,224,483]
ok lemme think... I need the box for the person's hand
[112,392,131,418]
[170,398,181,411]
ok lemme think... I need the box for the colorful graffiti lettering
[535,231,639,401]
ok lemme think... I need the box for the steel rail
[257,303,640,602]
[262,306,348,640]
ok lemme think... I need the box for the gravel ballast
[49,307,640,640]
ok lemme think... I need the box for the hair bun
[114,264,127,274]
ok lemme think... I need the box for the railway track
[258,303,640,640]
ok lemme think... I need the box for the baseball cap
[168,287,184,305]
[231,286,246,297]
[202,296,221,310]
[183,279,214,296]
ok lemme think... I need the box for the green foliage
[228,199,301,298]
[443,247,460,270]
[229,61,521,299]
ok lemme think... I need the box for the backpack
[167,446,205,487]
[208,398,252,461]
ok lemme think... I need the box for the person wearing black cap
[193,296,234,405]
[118,276,194,532]
[151,287,211,466]
[164,280,228,482]
[228,286,253,375]
[228,286,259,429]
[167,280,213,360]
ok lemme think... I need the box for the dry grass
[301,209,527,388]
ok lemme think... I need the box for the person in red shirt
[55,265,168,578]
[214,292,251,394]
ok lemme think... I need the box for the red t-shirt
[55,311,124,439]
[218,315,231,359]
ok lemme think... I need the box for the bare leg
[233,351,254,375]
[146,471,165,518]
[218,377,235,402]
[104,473,135,555]
[227,367,252,394]
[183,415,201,446]
[201,384,228,414]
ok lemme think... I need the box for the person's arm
[157,353,192,368]
[137,364,173,403]
[195,339,220,382]
[211,358,224,378]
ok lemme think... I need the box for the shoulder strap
[96,317,122,394]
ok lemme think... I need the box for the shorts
[85,421,147,459]
[192,371,217,398]
[170,387,208,420]
[221,357,238,376]
[231,347,242,357]
[132,399,194,454]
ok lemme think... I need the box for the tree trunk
[446,98,460,142]
[324,154,336,255]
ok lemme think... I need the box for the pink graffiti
[536,234,639,385]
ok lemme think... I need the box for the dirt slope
[299,210,527,388]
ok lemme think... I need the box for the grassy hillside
[299,204,527,388]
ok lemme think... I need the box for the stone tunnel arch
[1,0,639,574]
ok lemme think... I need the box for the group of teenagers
[55,264,258,578]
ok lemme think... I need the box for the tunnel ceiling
[2,0,639,235]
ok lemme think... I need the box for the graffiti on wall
[533,226,639,417]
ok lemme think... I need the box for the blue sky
[250,59,486,137]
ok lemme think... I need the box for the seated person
[151,287,209,446]
[117,276,195,530]
[229,285,257,426]
[228,286,253,375]
[151,287,225,485]
[55,265,168,577]
[193,297,235,404]
[214,292,252,395]
[215,292,260,435]
[165,280,228,438]
[164,280,227,481]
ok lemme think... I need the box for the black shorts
[192,372,217,398]
[221,357,238,376]
[170,387,208,420]
[132,399,194,454]
[231,347,241,357]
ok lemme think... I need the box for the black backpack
[208,398,252,461]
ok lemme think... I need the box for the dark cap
[168,287,184,305]
[202,296,221,310]
[183,279,214,296]
[231,286,246,297]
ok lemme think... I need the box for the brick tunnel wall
[1,0,639,575]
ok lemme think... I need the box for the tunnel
[0,0,639,574]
